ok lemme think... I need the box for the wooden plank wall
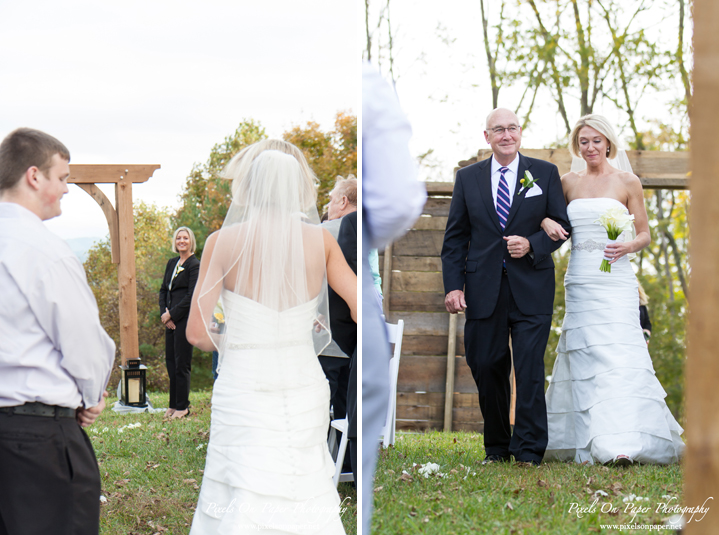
[379,192,484,432]
[382,148,688,433]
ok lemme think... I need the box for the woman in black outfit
[159,227,200,419]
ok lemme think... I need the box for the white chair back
[380,319,404,448]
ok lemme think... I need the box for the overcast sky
[0,0,357,241]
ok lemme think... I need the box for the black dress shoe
[481,454,510,465]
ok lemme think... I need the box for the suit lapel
[505,153,530,229]
[476,158,503,233]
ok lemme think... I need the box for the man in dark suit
[331,211,358,480]
[441,108,570,466]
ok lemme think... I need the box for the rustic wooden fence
[381,148,689,433]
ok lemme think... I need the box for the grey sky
[0,0,356,240]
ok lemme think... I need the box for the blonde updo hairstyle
[569,114,621,161]
[222,139,318,211]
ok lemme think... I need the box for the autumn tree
[174,119,267,255]
[282,110,358,214]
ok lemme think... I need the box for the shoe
[164,408,176,418]
[605,455,633,467]
[515,460,540,468]
[482,454,511,465]
[172,408,190,419]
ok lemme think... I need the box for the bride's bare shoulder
[560,170,581,183]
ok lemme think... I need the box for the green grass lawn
[92,391,356,534]
[372,432,683,534]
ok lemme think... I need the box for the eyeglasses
[489,125,519,135]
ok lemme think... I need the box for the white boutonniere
[176,265,185,274]
[517,171,539,196]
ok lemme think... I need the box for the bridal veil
[195,140,332,368]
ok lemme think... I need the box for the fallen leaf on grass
[594,490,609,497]
[374,486,384,492]
[399,472,414,483]
[183,479,197,484]
[548,491,555,505]
[505,502,514,511]
[537,479,547,488]
[114,479,130,487]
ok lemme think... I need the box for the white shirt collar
[490,153,520,177]
[0,201,42,223]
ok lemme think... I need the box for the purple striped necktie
[496,166,510,230]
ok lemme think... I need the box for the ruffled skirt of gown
[544,198,685,465]
[190,292,346,534]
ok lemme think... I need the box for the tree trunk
[480,0,499,108]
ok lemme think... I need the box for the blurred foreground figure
[362,64,426,535]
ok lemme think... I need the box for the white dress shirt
[362,63,427,249]
[490,154,520,212]
[0,202,115,409]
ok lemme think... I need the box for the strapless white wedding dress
[544,198,685,465]
[190,291,345,534]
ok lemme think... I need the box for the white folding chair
[379,319,404,448]
[330,417,353,486]
[329,319,405,486]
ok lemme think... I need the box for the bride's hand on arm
[324,230,357,323]
[607,177,651,263]
[541,217,569,242]
[187,232,221,351]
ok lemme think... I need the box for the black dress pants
[0,412,101,535]
[166,318,193,411]
[464,272,552,463]
[318,355,351,421]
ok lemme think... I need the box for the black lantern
[120,359,147,407]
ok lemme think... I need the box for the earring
[606,146,610,156]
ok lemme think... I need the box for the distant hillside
[66,237,104,263]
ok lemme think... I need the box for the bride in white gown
[541,115,684,466]
[186,140,356,534]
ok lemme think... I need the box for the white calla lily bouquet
[595,207,635,273]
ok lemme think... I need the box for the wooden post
[685,1,719,532]
[382,243,393,317]
[115,179,140,366]
[443,313,458,431]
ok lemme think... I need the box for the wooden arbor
[68,164,160,365]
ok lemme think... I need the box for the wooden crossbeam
[68,164,160,184]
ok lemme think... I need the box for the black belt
[0,402,75,418]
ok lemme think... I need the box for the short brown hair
[332,175,357,206]
[0,128,70,192]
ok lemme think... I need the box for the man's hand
[503,236,531,258]
[445,290,467,314]
[76,391,108,427]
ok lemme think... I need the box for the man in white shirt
[0,128,115,535]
